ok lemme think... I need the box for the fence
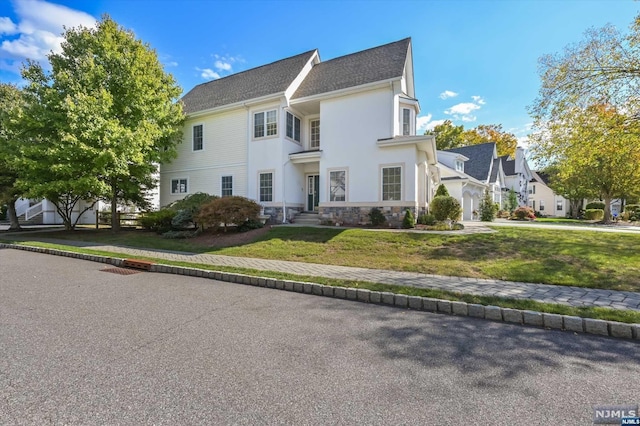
[96,211,146,229]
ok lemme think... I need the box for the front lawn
[6,226,640,292]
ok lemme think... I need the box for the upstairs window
[221,176,233,197]
[286,112,301,142]
[455,160,464,172]
[192,124,203,151]
[382,166,402,201]
[254,110,277,138]
[402,108,411,135]
[310,119,320,149]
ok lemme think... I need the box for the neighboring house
[528,171,570,217]
[438,142,505,220]
[160,38,439,226]
[500,147,533,206]
[13,198,98,225]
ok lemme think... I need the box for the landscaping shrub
[512,206,535,220]
[171,209,194,230]
[162,229,200,239]
[139,209,176,233]
[435,184,450,197]
[478,189,497,222]
[585,201,605,210]
[430,196,461,222]
[417,213,437,226]
[402,209,415,229]
[584,209,604,221]
[237,219,264,233]
[168,192,219,229]
[196,196,261,232]
[625,204,640,221]
[505,189,518,213]
[369,208,387,227]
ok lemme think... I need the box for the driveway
[1,248,638,424]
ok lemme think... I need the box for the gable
[291,38,411,99]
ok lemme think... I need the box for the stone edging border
[3,243,639,341]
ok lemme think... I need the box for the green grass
[5,225,640,291]
[533,218,588,224]
[5,240,640,324]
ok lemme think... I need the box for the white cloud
[166,61,178,67]
[439,90,458,100]
[471,95,486,105]
[0,17,18,34]
[198,67,220,80]
[445,102,480,115]
[0,0,96,68]
[214,60,232,71]
[416,114,447,133]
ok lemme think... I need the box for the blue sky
[1,0,639,144]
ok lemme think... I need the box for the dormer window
[402,108,411,135]
[455,160,464,172]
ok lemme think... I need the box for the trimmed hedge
[584,209,604,221]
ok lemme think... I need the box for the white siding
[160,108,247,206]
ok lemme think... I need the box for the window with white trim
[556,200,563,211]
[310,119,320,149]
[259,172,273,202]
[382,167,402,201]
[254,110,277,138]
[455,160,464,172]
[221,176,232,197]
[192,124,203,151]
[402,108,411,136]
[286,112,301,142]
[329,170,346,202]
[539,200,545,211]
[171,178,188,194]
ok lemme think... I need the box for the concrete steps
[293,212,321,226]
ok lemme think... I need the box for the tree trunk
[603,195,612,223]
[111,185,120,232]
[569,199,582,219]
[6,199,21,231]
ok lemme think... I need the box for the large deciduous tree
[426,121,518,157]
[0,84,25,231]
[20,15,184,231]
[529,15,640,222]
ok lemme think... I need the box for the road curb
[3,242,638,341]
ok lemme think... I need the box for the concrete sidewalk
[8,236,640,312]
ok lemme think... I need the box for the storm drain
[101,267,143,276]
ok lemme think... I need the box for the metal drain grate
[101,267,143,275]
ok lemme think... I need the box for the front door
[307,175,319,211]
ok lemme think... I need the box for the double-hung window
[329,170,346,202]
[556,200,563,211]
[193,124,203,151]
[310,119,320,149]
[259,172,273,202]
[221,176,233,197]
[382,167,402,201]
[286,112,301,142]
[402,108,411,136]
[254,110,277,138]
[171,178,188,194]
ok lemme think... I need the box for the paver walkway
[8,236,640,312]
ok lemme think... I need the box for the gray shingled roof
[292,38,410,99]
[444,143,497,183]
[181,50,316,114]
[489,158,501,184]
[500,155,516,176]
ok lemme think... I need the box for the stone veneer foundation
[319,206,420,228]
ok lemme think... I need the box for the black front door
[307,175,319,211]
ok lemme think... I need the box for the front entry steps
[293,212,321,226]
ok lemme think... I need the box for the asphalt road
[1,248,638,425]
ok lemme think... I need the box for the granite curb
[3,243,638,341]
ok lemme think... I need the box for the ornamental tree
[20,15,184,231]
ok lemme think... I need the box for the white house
[438,142,505,220]
[500,147,533,207]
[528,171,570,217]
[160,38,439,226]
